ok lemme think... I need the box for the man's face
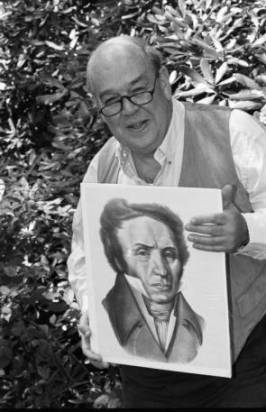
[117,216,183,303]
[90,43,172,156]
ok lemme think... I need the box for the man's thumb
[222,184,236,209]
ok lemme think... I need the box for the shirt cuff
[235,213,266,260]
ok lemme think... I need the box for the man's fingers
[78,312,90,329]
[185,215,226,237]
[188,234,226,246]
[191,243,226,252]
[78,323,91,337]
[83,347,109,369]
[82,345,102,361]
[77,313,109,369]
[81,339,109,368]
[90,360,110,369]
[186,224,224,236]
[78,313,91,340]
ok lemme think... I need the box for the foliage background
[0,0,266,408]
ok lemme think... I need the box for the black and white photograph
[2,0,266,408]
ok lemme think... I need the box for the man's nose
[121,96,139,115]
[151,250,167,277]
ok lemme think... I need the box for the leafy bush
[1,0,266,408]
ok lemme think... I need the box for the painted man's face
[117,216,183,303]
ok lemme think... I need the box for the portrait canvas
[81,183,231,378]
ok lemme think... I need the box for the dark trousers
[119,314,266,408]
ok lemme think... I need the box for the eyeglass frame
[98,75,158,118]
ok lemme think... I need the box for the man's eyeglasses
[99,76,158,117]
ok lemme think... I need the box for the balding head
[87,36,162,94]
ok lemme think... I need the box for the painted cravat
[144,298,174,351]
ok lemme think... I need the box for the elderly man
[99,198,204,363]
[68,35,266,407]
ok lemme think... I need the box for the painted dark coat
[102,275,204,363]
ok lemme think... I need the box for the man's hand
[78,312,109,369]
[185,184,249,253]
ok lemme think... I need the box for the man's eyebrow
[132,243,177,249]
[132,243,153,249]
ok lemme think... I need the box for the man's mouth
[152,282,172,291]
[127,119,149,131]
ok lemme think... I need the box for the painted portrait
[81,184,231,377]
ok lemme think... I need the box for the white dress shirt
[67,98,266,312]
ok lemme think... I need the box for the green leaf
[0,341,12,368]
[49,314,57,325]
[36,89,68,105]
[3,266,17,277]
[227,57,249,68]
[17,54,26,69]
[169,70,178,85]
[228,100,263,111]
[175,84,214,98]
[255,75,266,85]
[255,53,266,65]
[1,304,12,322]
[0,286,10,296]
[93,394,110,409]
[215,62,228,84]
[233,74,261,90]
[197,94,216,104]
[216,6,228,23]
[121,11,140,20]
[147,14,160,24]
[225,89,265,101]
[200,58,214,84]
[39,324,49,336]
[37,365,50,379]
[209,34,223,53]
[0,81,7,91]
[179,65,208,85]
[164,5,181,18]
[218,76,236,87]
[191,38,219,59]
[178,0,186,18]
[252,34,266,48]
[11,321,25,337]
[48,301,68,313]
[45,40,65,51]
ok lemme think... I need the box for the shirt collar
[125,274,148,297]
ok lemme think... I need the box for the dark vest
[94,102,266,361]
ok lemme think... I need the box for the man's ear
[159,66,172,100]
[89,92,108,124]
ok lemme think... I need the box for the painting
[81,183,231,378]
